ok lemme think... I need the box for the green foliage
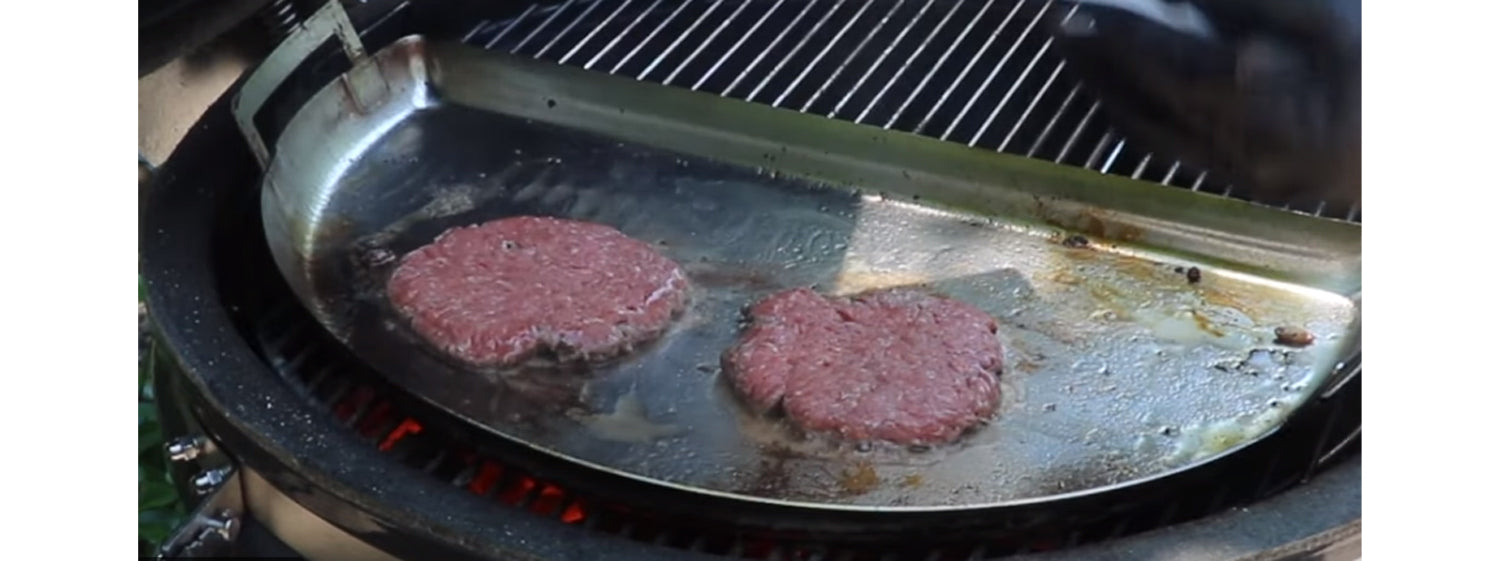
[140,278,185,555]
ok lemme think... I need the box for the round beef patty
[723,288,1003,445]
[387,216,689,367]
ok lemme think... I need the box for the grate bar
[341,392,379,428]
[828,0,936,118]
[640,0,728,79]
[610,0,695,74]
[1084,132,1115,170]
[279,341,319,375]
[997,59,1064,152]
[1055,99,1101,163]
[770,0,875,107]
[511,0,578,53]
[747,0,850,102]
[723,0,822,96]
[1098,138,1126,173]
[941,0,1052,141]
[461,20,492,44]
[324,376,356,405]
[483,4,538,49]
[1191,170,1209,191]
[1131,153,1152,180]
[1318,426,1360,467]
[559,0,637,64]
[913,0,1026,134]
[1160,160,1181,185]
[420,449,450,474]
[450,462,479,487]
[302,365,335,395]
[664,0,755,85]
[517,479,547,508]
[968,2,1075,147]
[852,0,969,124]
[584,0,665,70]
[799,0,905,111]
[537,0,607,59]
[691,0,787,90]
[1026,82,1080,157]
[882,0,1002,128]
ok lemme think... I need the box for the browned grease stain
[1200,283,1274,324]
[838,462,882,495]
[736,445,796,498]
[683,262,781,291]
[1037,235,1283,338]
[1043,241,1174,318]
[1048,269,1083,286]
[1190,310,1227,338]
[1012,357,1044,373]
[901,474,925,489]
[1081,211,1146,243]
[1035,199,1148,245]
[1085,280,1128,309]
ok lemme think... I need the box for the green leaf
[139,274,182,553]
[140,422,163,451]
[139,342,158,403]
[140,480,181,510]
[139,402,158,426]
[139,508,183,547]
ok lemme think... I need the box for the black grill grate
[460,0,1360,222]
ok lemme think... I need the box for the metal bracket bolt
[200,509,239,540]
[166,435,207,462]
[191,467,232,495]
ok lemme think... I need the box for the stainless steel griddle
[232,1,1360,513]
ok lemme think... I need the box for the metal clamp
[157,467,245,559]
[231,0,368,169]
[166,435,209,462]
[191,467,234,495]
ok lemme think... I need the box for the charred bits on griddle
[1274,326,1315,347]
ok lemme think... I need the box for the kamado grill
[141,0,1361,559]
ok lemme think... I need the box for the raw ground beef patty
[386,216,689,367]
[723,287,1004,445]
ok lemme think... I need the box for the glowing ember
[378,419,423,451]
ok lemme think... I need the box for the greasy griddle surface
[301,105,1355,509]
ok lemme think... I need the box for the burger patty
[386,216,689,367]
[723,287,1004,445]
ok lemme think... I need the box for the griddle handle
[231,0,366,169]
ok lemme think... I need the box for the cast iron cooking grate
[460,0,1360,223]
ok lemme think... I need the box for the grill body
[142,1,1360,559]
